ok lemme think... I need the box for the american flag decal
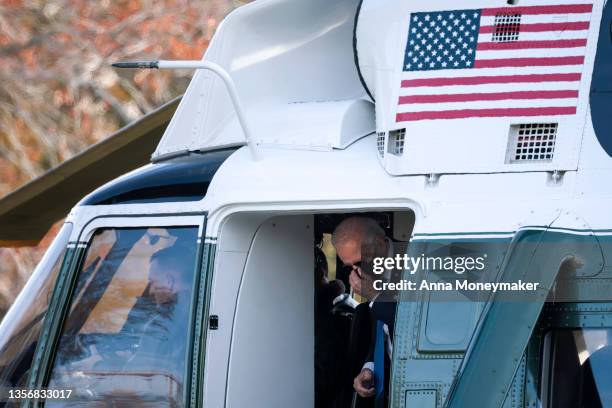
[397,3,593,122]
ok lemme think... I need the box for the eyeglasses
[345,261,373,280]
[345,261,362,274]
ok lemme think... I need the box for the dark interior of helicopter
[312,212,412,408]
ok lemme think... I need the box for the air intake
[387,129,406,156]
[377,132,386,157]
[506,123,557,163]
[492,13,522,42]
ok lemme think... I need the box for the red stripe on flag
[396,106,577,121]
[398,90,579,104]
[481,4,593,16]
[401,73,581,87]
[474,56,584,68]
[477,39,587,50]
[479,21,590,33]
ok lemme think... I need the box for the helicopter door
[29,215,205,407]
[224,215,314,408]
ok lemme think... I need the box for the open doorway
[313,212,413,408]
[220,210,414,408]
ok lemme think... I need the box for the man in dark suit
[314,247,354,408]
[332,217,403,406]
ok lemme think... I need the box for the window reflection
[544,329,612,408]
[46,226,198,407]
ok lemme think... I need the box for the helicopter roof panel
[205,99,375,153]
[152,0,368,160]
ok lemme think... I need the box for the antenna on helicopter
[112,60,259,161]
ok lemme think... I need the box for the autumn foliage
[0,0,243,317]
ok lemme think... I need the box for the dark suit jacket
[315,291,352,408]
[370,301,396,339]
[355,302,394,408]
[346,303,375,408]
[347,240,408,407]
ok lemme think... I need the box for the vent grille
[377,132,386,157]
[387,129,406,156]
[492,13,522,42]
[507,123,557,163]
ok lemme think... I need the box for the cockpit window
[46,226,198,407]
[590,0,612,156]
[543,329,612,408]
[0,223,72,391]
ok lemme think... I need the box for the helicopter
[0,0,611,406]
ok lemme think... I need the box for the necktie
[374,320,385,400]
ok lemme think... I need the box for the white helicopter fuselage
[1,0,612,407]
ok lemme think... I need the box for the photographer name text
[374,279,540,292]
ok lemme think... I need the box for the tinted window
[544,329,612,408]
[590,1,612,156]
[81,148,236,205]
[0,223,71,391]
[46,226,198,407]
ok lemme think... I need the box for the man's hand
[349,269,363,297]
[353,368,376,398]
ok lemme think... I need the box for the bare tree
[0,0,246,319]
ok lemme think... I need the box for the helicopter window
[542,329,612,408]
[81,147,237,206]
[45,226,198,407]
[409,239,509,352]
[590,0,612,156]
[0,223,71,390]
